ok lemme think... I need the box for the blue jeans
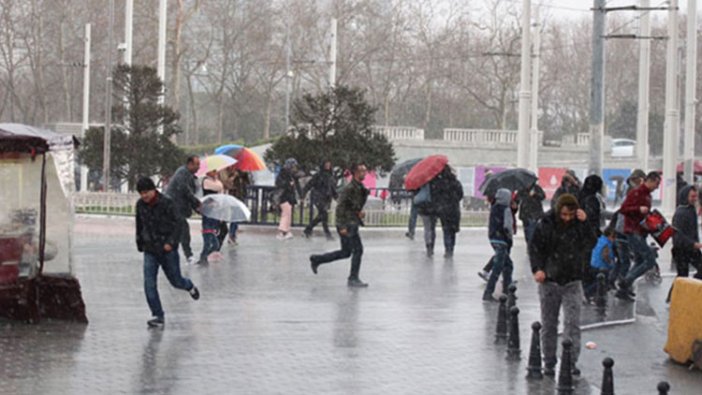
[229,222,239,239]
[200,216,220,261]
[408,203,418,236]
[622,234,656,287]
[484,242,513,298]
[144,250,194,318]
[610,235,631,284]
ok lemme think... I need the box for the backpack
[413,184,432,208]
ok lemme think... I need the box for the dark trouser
[668,249,702,301]
[144,250,194,319]
[610,235,631,284]
[622,234,656,288]
[305,202,332,236]
[176,217,193,258]
[523,219,538,245]
[216,221,228,250]
[439,217,457,254]
[200,216,220,261]
[539,281,582,367]
[421,214,437,253]
[312,225,363,279]
[483,243,513,298]
[407,203,418,237]
[584,269,610,298]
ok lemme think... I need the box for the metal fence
[73,187,490,227]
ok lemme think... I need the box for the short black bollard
[657,381,670,394]
[526,321,543,379]
[506,283,518,327]
[601,357,614,395]
[557,339,575,394]
[506,306,521,360]
[595,273,607,314]
[495,295,508,344]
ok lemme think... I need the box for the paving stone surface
[1,215,700,394]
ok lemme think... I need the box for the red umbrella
[675,160,702,174]
[404,155,449,190]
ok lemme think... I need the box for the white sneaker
[187,256,197,265]
[283,232,294,240]
[276,233,286,240]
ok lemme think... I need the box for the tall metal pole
[529,8,541,173]
[124,0,133,65]
[157,0,167,105]
[80,23,91,192]
[589,0,606,176]
[684,0,697,183]
[329,18,337,89]
[517,0,532,169]
[284,19,291,135]
[637,0,652,170]
[663,0,680,216]
[103,0,115,191]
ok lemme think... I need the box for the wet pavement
[1,215,701,394]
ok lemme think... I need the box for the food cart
[0,123,87,322]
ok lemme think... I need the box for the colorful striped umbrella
[215,144,266,172]
[196,154,237,176]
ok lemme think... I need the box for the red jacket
[619,184,653,235]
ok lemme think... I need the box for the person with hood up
[577,175,604,235]
[275,158,301,240]
[668,185,702,302]
[302,160,338,239]
[529,194,596,377]
[551,170,581,210]
[483,188,514,302]
[517,183,545,245]
[429,166,464,258]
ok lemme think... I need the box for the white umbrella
[200,194,251,222]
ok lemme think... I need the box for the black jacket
[165,166,200,218]
[489,189,513,246]
[275,168,300,205]
[517,184,545,222]
[529,210,597,285]
[429,170,464,232]
[136,192,178,255]
[303,167,338,206]
[577,175,604,236]
[335,179,369,227]
[673,185,699,252]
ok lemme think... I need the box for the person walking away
[165,156,201,264]
[517,183,545,245]
[667,185,702,302]
[302,160,338,240]
[483,188,514,302]
[551,170,580,210]
[412,183,437,257]
[310,163,370,287]
[585,228,617,302]
[431,166,464,258]
[275,158,301,240]
[529,194,596,376]
[228,169,250,245]
[406,199,419,240]
[614,172,661,301]
[198,170,225,264]
[135,177,199,328]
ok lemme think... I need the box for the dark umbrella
[389,158,423,190]
[479,168,538,198]
[404,155,449,190]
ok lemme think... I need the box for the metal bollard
[506,283,518,327]
[526,321,543,379]
[595,272,607,314]
[495,295,508,344]
[657,381,670,394]
[506,306,521,360]
[557,339,575,394]
[601,357,614,395]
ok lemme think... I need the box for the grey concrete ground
[1,216,701,394]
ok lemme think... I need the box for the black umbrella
[479,168,538,198]
[389,158,423,190]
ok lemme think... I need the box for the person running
[302,160,338,240]
[275,158,301,240]
[668,185,702,302]
[483,188,514,302]
[608,169,646,288]
[310,163,370,287]
[165,155,201,264]
[135,177,199,328]
[198,170,224,264]
[614,171,661,302]
[529,193,596,377]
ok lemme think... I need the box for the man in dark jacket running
[136,177,199,328]
[529,194,596,376]
[668,185,702,302]
[165,156,201,263]
[303,160,338,239]
[310,163,370,287]
[614,171,661,302]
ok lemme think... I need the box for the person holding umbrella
[310,163,370,287]
[430,166,464,258]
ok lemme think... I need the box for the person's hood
[284,158,298,169]
[580,175,603,197]
[677,184,696,207]
[495,188,511,206]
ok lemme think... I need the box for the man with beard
[529,194,597,377]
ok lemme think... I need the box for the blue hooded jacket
[489,188,513,246]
